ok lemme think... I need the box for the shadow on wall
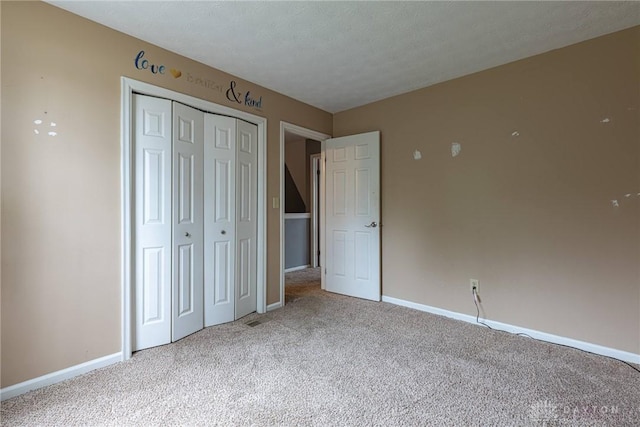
[285,164,306,213]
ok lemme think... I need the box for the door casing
[121,77,267,360]
[310,153,322,269]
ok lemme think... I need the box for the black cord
[471,289,640,374]
[473,289,494,330]
[473,289,532,339]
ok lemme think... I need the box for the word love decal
[134,50,181,78]
[226,81,263,109]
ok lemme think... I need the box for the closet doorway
[121,78,267,359]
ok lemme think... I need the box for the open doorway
[279,122,331,308]
[284,134,319,272]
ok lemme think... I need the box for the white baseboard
[0,352,122,401]
[382,295,640,365]
[284,265,311,273]
[267,301,283,311]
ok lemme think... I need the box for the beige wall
[334,27,640,354]
[0,1,331,388]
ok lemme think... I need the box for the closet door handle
[221,230,226,235]
[185,232,191,238]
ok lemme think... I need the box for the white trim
[309,154,321,269]
[382,295,640,365]
[279,122,331,309]
[284,213,311,220]
[0,353,122,401]
[319,146,326,290]
[284,264,312,273]
[120,80,133,361]
[121,77,267,360]
[266,301,283,312]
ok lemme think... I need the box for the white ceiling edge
[46,1,640,113]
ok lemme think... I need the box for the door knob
[365,221,377,228]
[221,230,226,235]
[185,232,191,238]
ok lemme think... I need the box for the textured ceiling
[48,1,639,113]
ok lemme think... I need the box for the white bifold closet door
[134,94,257,351]
[133,94,173,350]
[203,115,236,326]
[234,120,258,319]
[203,116,258,325]
[172,102,204,342]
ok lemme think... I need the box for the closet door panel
[172,102,204,341]
[133,94,172,351]
[204,114,237,326]
[235,120,258,319]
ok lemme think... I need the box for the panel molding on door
[133,94,172,351]
[235,120,258,319]
[172,102,204,341]
[204,114,237,326]
[325,131,380,301]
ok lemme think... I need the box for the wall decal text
[134,50,166,75]
[133,50,263,111]
[187,73,223,93]
[226,81,263,110]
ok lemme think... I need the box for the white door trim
[121,77,267,360]
[309,154,322,269]
[279,122,330,308]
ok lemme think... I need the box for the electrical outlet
[470,279,479,294]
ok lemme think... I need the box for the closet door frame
[120,77,267,360]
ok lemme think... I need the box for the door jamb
[309,154,322,269]
[121,77,268,360]
[278,122,330,308]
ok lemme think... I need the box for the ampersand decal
[226,81,242,104]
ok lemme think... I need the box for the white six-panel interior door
[134,94,257,351]
[324,131,381,302]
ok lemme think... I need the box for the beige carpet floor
[2,267,639,426]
